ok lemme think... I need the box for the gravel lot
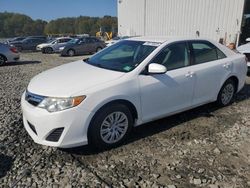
[0,52,250,188]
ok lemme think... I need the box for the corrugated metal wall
[118,0,245,44]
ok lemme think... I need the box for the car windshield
[85,40,159,72]
[49,39,57,44]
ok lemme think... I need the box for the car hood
[237,43,250,53]
[28,60,125,97]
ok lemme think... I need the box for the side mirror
[246,38,250,42]
[78,41,84,45]
[148,63,167,74]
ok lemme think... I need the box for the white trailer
[118,0,250,46]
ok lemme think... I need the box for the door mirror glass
[148,63,167,74]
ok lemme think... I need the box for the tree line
[0,12,117,38]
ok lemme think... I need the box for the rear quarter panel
[230,54,247,92]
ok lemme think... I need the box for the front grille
[25,91,45,106]
[46,128,64,142]
[28,121,37,135]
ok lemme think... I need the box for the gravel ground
[0,52,250,188]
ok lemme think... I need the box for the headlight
[38,96,86,112]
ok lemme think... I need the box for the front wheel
[67,49,75,56]
[217,79,236,106]
[45,47,53,54]
[88,104,133,149]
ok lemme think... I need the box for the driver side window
[151,42,190,71]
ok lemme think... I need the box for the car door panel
[139,68,195,122]
[189,41,231,105]
[138,42,195,122]
[190,58,232,105]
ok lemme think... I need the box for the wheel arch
[216,75,239,99]
[87,99,139,139]
[228,75,239,93]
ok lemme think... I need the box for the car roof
[56,37,72,40]
[126,36,211,43]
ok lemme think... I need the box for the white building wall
[118,0,146,36]
[118,0,245,44]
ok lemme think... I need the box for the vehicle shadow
[5,61,41,66]
[63,83,250,155]
[0,154,13,179]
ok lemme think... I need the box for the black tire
[0,55,6,66]
[45,47,53,54]
[67,49,75,57]
[96,47,102,52]
[88,103,133,150]
[217,79,236,106]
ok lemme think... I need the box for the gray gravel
[0,52,250,187]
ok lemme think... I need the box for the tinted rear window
[191,41,226,64]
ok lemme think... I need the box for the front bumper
[21,93,94,148]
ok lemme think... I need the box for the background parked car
[61,37,106,56]
[0,42,20,65]
[4,37,26,44]
[237,38,250,75]
[11,37,47,52]
[37,37,72,54]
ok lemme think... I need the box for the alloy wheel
[100,111,129,144]
[221,83,235,105]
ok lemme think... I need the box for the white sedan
[21,37,247,149]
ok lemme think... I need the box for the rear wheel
[89,104,133,149]
[67,49,75,57]
[217,79,236,106]
[0,55,6,66]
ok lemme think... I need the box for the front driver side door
[138,42,195,122]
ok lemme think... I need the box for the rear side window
[191,41,226,65]
[64,38,71,42]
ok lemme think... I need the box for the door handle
[185,71,195,78]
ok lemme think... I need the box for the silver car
[36,37,72,54]
[0,43,20,66]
